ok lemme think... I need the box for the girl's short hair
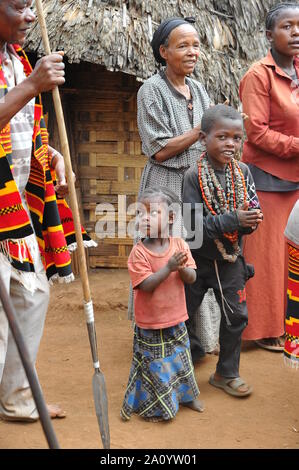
[201,104,242,134]
[266,2,299,30]
[138,186,180,206]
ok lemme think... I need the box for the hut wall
[62,62,146,268]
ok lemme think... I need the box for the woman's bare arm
[155,126,201,163]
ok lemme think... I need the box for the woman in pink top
[121,187,203,422]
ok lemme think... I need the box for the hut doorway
[46,62,147,268]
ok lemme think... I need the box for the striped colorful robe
[0,44,94,281]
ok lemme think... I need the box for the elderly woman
[129,17,220,361]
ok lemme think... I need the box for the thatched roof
[26,0,279,105]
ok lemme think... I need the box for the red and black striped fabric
[0,45,92,280]
[284,244,299,368]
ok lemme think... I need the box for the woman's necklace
[197,152,247,263]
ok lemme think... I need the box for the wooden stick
[35,0,90,302]
[35,2,110,449]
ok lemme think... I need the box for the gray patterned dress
[137,71,208,198]
[129,70,220,353]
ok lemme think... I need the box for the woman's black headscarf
[151,17,196,65]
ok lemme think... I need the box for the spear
[35,0,110,449]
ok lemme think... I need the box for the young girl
[183,104,263,397]
[121,187,203,422]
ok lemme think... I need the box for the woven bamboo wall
[63,64,147,268]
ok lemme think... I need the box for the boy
[183,104,263,397]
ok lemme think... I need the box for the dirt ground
[0,268,299,450]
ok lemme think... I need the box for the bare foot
[181,399,205,412]
[0,404,66,422]
[47,404,66,419]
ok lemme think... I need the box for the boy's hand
[167,251,188,272]
[237,202,263,228]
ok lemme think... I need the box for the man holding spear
[0,0,75,422]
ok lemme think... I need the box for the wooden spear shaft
[35,1,110,449]
[35,0,90,302]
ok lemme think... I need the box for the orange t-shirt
[128,237,196,330]
[239,51,299,182]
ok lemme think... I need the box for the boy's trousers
[185,254,249,378]
[0,263,49,420]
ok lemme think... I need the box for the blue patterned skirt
[121,322,199,421]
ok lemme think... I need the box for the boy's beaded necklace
[197,152,247,263]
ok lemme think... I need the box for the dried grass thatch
[26,0,279,105]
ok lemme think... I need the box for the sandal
[255,338,284,352]
[209,373,252,397]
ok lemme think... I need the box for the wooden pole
[35,0,90,301]
[35,0,110,449]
